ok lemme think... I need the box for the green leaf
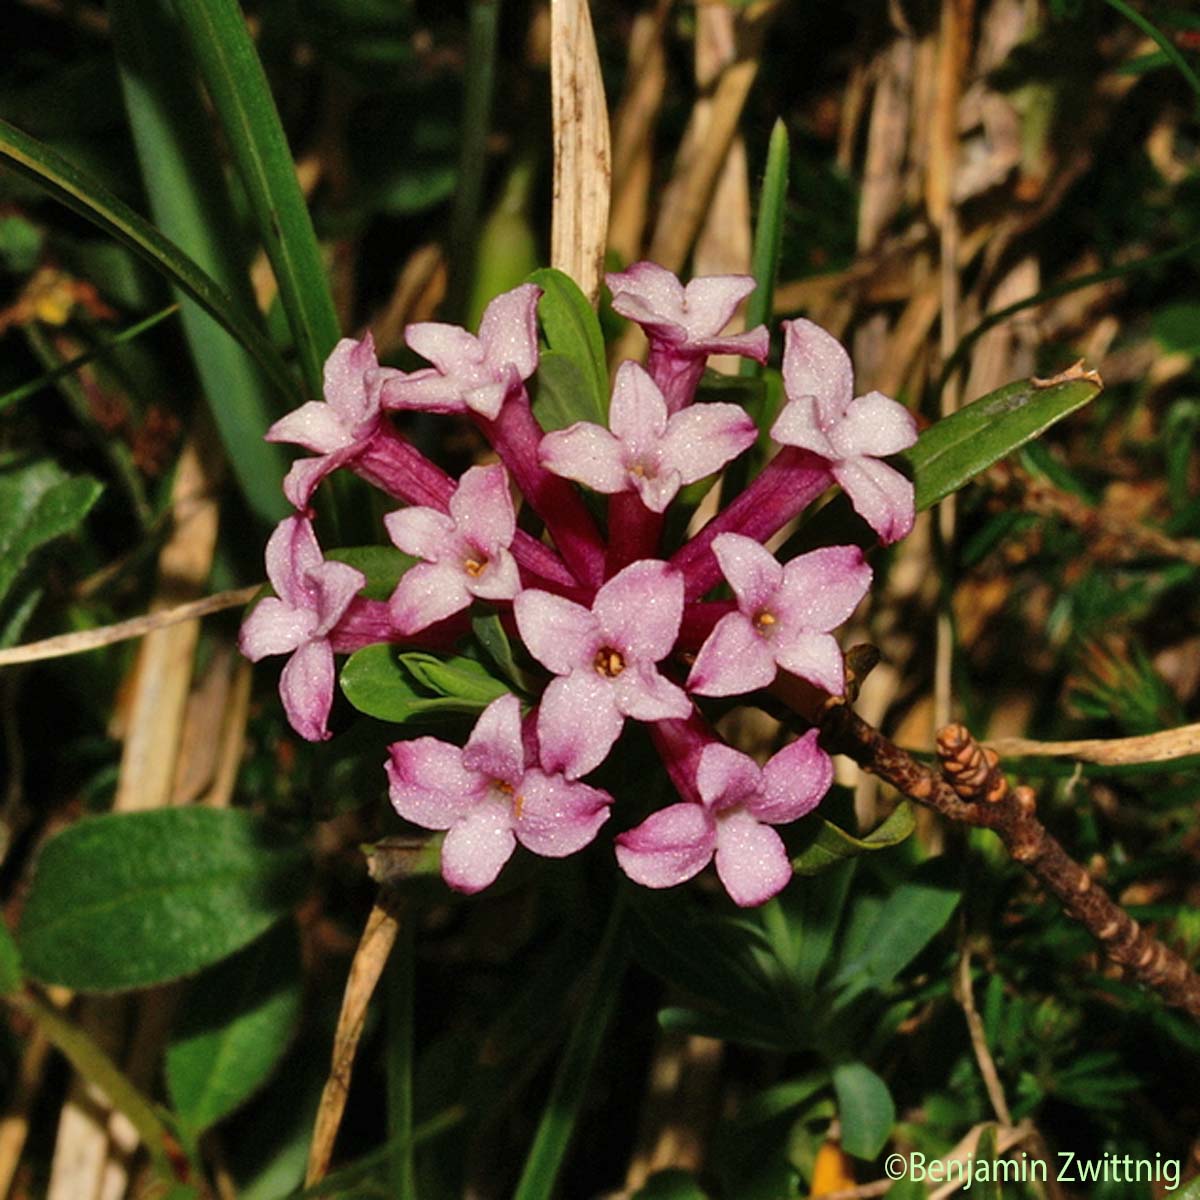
[108,0,291,523]
[0,921,23,995]
[832,1061,894,1160]
[633,1169,711,1200]
[531,267,609,423]
[326,545,416,601]
[471,611,533,692]
[340,645,505,725]
[18,808,307,991]
[167,922,303,1135]
[740,118,789,365]
[403,653,511,706]
[531,350,598,433]
[0,460,103,608]
[0,118,295,405]
[970,1125,1003,1200]
[171,0,341,401]
[790,803,915,877]
[1153,303,1200,354]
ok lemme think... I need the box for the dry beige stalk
[550,0,612,303]
[986,723,1200,766]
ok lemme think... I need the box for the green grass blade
[386,919,417,1199]
[512,901,628,1200]
[171,0,341,400]
[0,118,295,405]
[108,0,292,522]
[740,117,790,371]
[1102,0,1200,106]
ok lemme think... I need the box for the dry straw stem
[956,949,1013,1129]
[986,723,1200,766]
[306,893,404,1185]
[550,0,611,304]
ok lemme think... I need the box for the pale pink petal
[264,516,319,607]
[781,318,853,413]
[755,730,833,824]
[514,770,611,856]
[536,671,624,779]
[384,506,457,561]
[441,801,517,893]
[688,326,770,362]
[612,663,691,721]
[830,391,919,458]
[772,629,845,695]
[279,638,335,742]
[776,546,872,633]
[593,559,684,663]
[282,456,337,509]
[538,423,628,493]
[514,590,598,675]
[686,612,777,696]
[449,464,516,552]
[311,559,367,637]
[462,693,525,785]
[711,534,783,614]
[467,548,520,601]
[379,368,469,414]
[323,334,380,423]
[389,561,472,634]
[608,362,669,457]
[769,394,838,457]
[463,380,507,420]
[266,401,351,454]
[239,596,311,661]
[387,737,481,829]
[405,322,483,374]
[713,811,792,906]
[661,403,757,484]
[695,743,763,812]
[607,262,686,335]
[614,802,716,889]
[630,468,683,513]
[831,457,915,544]
[680,275,757,336]
[478,283,541,381]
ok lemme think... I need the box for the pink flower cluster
[241,261,918,906]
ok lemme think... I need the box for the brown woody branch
[777,669,1200,1021]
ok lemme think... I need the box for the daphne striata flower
[607,262,769,411]
[381,284,541,420]
[687,533,871,697]
[539,361,757,513]
[266,334,386,508]
[514,559,691,780]
[387,693,612,893]
[770,318,919,543]
[238,516,365,742]
[384,464,520,634]
[615,732,832,906]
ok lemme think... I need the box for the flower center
[463,555,488,577]
[593,646,626,678]
[496,779,524,819]
[629,461,657,480]
[753,610,777,634]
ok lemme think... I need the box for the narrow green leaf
[386,920,417,1199]
[340,645,501,725]
[0,460,103,608]
[326,545,416,601]
[790,803,915,877]
[740,118,789,368]
[971,1125,1003,1200]
[171,0,341,399]
[108,0,291,522]
[531,350,599,433]
[832,1061,895,1160]
[0,922,22,995]
[471,611,533,693]
[0,118,295,405]
[1101,0,1200,105]
[531,267,609,422]
[18,808,307,991]
[402,652,510,706]
[167,922,303,1135]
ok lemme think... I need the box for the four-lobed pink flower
[615,732,832,906]
[381,284,541,420]
[687,533,872,698]
[266,334,386,508]
[771,318,919,544]
[514,559,691,780]
[387,693,612,893]
[384,464,520,634]
[239,516,365,741]
[539,361,757,513]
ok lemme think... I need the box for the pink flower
[381,284,541,420]
[385,464,520,633]
[239,516,365,741]
[687,533,871,697]
[266,334,387,508]
[539,361,756,513]
[387,693,612,893]
[514,559,690,780]
[607,262,769,411]
[771,319,918,543]
[615,732,832,906]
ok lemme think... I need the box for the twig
[0,586,259,668]
[306,893,403,1185]
[955,950,1013,1128]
